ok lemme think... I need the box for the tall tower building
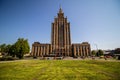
[31,8,91,58]
[51,8,71,56]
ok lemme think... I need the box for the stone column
[50,45,52,54]
[80,46,82,56]
[41,47,43,56]
[37,46,39,56]
[53,23,55,50]
[78,46,80,56]
[47,45,49,55]
[84,46,86,56]
[83,46,86,56]
[54,23,57,46]
[67,23,69,45]
[38,46,40,56]
[68,23,71,45]
[35,46,37,56]
[44,46,45,55]
[86,46,88,56]
[56,22,58,48]
[31,46,34,56]
[67,23,69,56]
[74,45,76,56]
[39,46,41,56]
[51,23,54,45]
[65,23,67,56]
[82,46,84,56]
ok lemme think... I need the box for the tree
[96,49,104,57]
[0,38,30,59]
[91,50,96,56]
[14,38,30,59]
[98,49,104,56]
[0,44,6,53]
[0,44,11,56]
[9,44,16,57]
[6,44,11,54]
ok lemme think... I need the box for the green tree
[96,49,104,56]
[0,44,12,57]
[0,44,12,53]
[0,44,6,53]
[6,44,11,54]
[14,38,30,59]
[91,50,96,56]
[9,44,16,57]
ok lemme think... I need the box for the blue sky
[0,0,120,50]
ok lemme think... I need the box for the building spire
[59,4,63,13]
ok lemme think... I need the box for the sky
[0,0,120,50]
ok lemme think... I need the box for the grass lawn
[0,60,120,80]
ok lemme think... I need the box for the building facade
[31,8,91,57]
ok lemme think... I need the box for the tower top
[59,5,63,13]
[57,5,64,18]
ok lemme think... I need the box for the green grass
[0,60,120,80]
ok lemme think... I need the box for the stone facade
[72,42,91,57]
[31,8,91,57]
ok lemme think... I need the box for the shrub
[0,56,18,61]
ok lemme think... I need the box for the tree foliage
[9,44,16,57]
[0,44,11,55]
[0,38,30,59]
[14,38,30,59]
[97,49,104,56]
[6,44,11,53]
[91,50,96,56]
[91,49,104,57]
[0,44,6,53]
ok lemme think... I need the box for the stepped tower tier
[51,8,72,56]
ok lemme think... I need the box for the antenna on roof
[59,4,62,13]
[59,4,62,9]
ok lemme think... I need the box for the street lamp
[94,44,98,50]
[94,44,99,56]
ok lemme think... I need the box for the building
[103,50,114,57]
[31,8,91,58]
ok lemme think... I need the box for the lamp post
[94,44,99,56]
[94,44,98,50]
